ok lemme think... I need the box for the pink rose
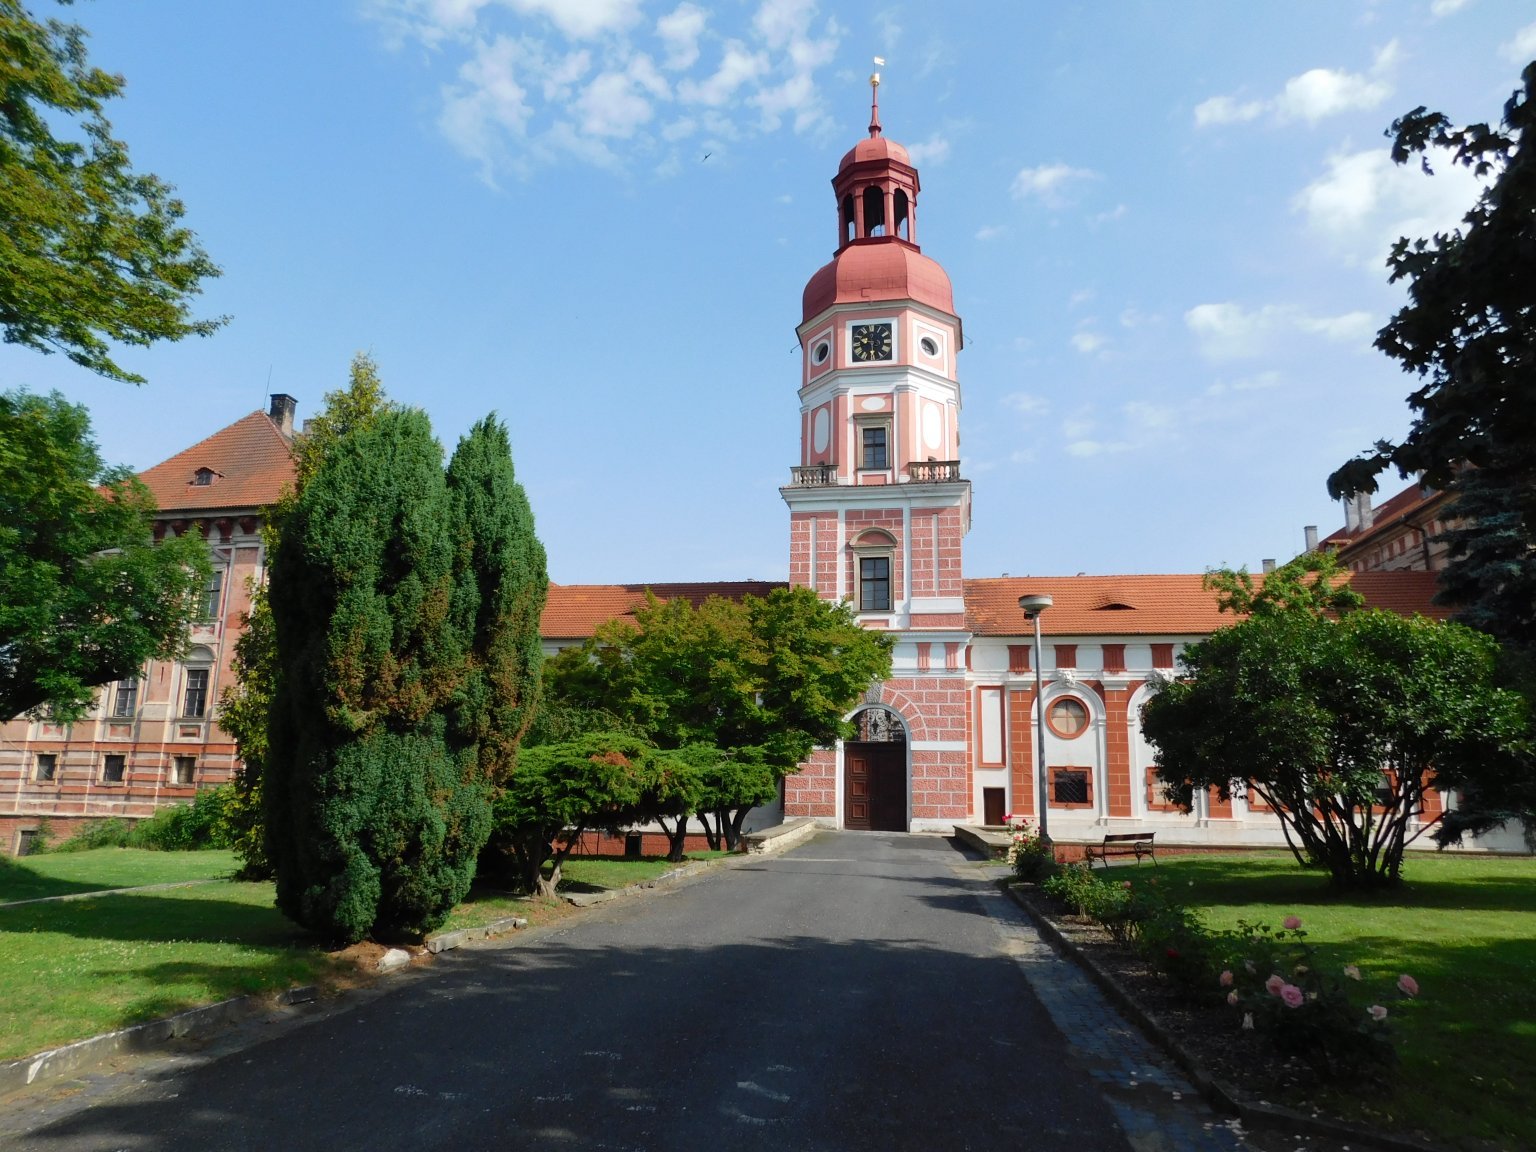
[1369,1004,1389,1022]
[1219,970,1234,987]
[1264,974,1286,996]
[1226,991,1240,1007]
[1280,984,1305,1008]
[1343,964,1361,981]
[1121,880,1133,890]
[1282,915,1302,930]
[1398,974,1419,997]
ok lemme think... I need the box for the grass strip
[1153,851,1536,1151]
[0,848,239,904]
[0,881,335,1063]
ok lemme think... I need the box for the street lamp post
[1018,594,1054,845]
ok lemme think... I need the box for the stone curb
[742,816,819,856]
[954,824,1010,858]
[1002,881,1452,1152]
[424,914,530,953]
[0,995,262,1101]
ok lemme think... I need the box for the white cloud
[1185,302,1378,361]
[1071,331,1106,355]
[1194,95,1265,127]
[1065,439,1128,458]
[1502,21,1536,62]
[974,224,1007,241]
[1274,66,1390,123]
[1092,204,1127,224]
[1431,0,1470,14]
[1205,370,1282,397]
[657,3,706,70]
[507,0,642,40]
[576,69,657,138]
[905,134,950,167]
[1002,392,1049,417]
[1195,41,1397,128]
[1011,163,1097,206]
[1293,146,1485,264]
[371,0,842,176]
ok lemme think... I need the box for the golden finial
[869,56,885,137]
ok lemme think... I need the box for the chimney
[1304,525,1319,552]
[1343,498,1358,533]
[1262,558,1276,574]
[1352,490,1374,532]
[268,393,297,439]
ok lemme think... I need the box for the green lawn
[559,851,731,892]
[0,881,336,1062]
[1154,851,1536,1151]
[0,848,239,904]
[0,848,736,1064]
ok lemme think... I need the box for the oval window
[812,341,831,364]
[919,336,939,356]
[1047,697,1089,738]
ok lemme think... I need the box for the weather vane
[869,56,885,136]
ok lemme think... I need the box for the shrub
[51,817,133,852]
[48,788,235,853]
[1217,915,1405,1082]
[1005,815,1056,882]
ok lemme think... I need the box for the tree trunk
[725,806,751,852]
[658,814,689,862]
[699,810,723,852]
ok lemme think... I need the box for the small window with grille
[102,754,126,783]
[172,756,196,785]
[1051,768,1091,807]
[34,753,57,783]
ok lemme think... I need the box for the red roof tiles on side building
[965,569,1448,636]
[137,410,296,513]
[541,581,788,641]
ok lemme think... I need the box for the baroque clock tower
[782,72,972,833]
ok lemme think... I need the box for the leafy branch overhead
[0,0,224,382]
[1328,62,1535,504]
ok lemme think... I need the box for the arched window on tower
[862,186,886,236]
[842,194,856,244]
[893,189,909,240]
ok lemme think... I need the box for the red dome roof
[838,134,911,173]
[802,242,954,324]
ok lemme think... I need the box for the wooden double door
[844,741,907,831]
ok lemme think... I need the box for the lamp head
[1018,593,1053,620]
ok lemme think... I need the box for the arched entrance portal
[844,706,907,831]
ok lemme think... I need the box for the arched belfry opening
[845,704,907,831]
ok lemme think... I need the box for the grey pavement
[0,831,1253,1151]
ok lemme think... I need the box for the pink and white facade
[775,103,1517,852]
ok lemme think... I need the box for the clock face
[851,322,893,362]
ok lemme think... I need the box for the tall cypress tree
[265,407,488,942]
[445,416,548,786]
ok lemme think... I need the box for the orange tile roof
[541,581,787,640]
[965,570,1447,637]
[138,410,296,514]
[1321,481,1445,547]
[966,575,1230,637]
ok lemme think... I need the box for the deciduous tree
[1143,608,1527,888]
[544,586,892,850]
[0,0,224,382]
[0,388,209,720]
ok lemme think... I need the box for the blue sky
[5,0,1533,585]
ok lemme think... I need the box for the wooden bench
[1084,832,1156,868]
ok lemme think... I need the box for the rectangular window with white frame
[859,556,892,612]
[182,668,209,718]
[171,756,196,785]
[34,753,57,783]
[112,677,139,718]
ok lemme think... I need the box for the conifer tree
[265,407,487,942]
[445,415,548,785]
